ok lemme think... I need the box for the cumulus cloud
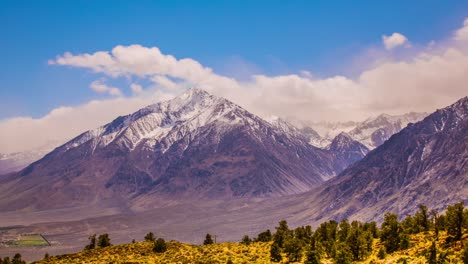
[2,18,468,153]
[454,18,468,42]
[130,83,143,94]
[382,32,409,50]
[90,79,122,96]
[0,91,175,153]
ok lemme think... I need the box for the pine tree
[270,242,282,262]
[334,244,353,264]
[446,202,464,241]
[274,220,291,248]
[338,219,350,242]
[2,256,11,264]
[144,232,155,242]
[305,250,321,264]
[97,234,112,248]
[11,254,25,264]
[380,212,401,253]
[256,229,272,242]
[153,238,167,253]
[427,241,437,264]
[84,234,96,250]
[241,235,252,245]
[284,237,303,262]
[417,205,429,232]
[203,233,214,245]
[430,209,440,240]
[377,247,386,259]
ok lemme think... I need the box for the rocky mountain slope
[308,96,467,222]
[0,89,347,212]
[0,142,59,174]
[327,132,369,166]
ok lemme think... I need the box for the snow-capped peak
[60,88,262,153]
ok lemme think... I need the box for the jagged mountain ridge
[327,132,369,166]
[299,112,427,149]
[305,96,468,222]
[0,89,347,211]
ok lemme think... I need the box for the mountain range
[0,98,426,175]
[0,89,361,212]
[0,89,466,261]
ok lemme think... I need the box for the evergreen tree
[430,209,440,240]
[347,222,369,261]
[380,212,401,253]
[241,235,252,245]
[416,205,429,232]
[84,234,96,250]
[255,229,272,242]
[401,214,418,234]
[363,221,378,238]
[427,241,437,264]
[284,237,303,262]
[274,220,291,248]
[97,234,112,248]
[2,257,11,264]
[43,252,49,259]
[399,233,410,250]
[226,259,234,264]
[377,247,386,259]
[11,254,25,264]
[446,202,464,241]
[270,242,282,262]
[144,232,156,242]
[333,244,353,264]
[203,233,214,245]
[315,220,338,257]
[153,238,167,253]
[295,225,313,244]
[305,250,321,264]
[338,219,350,242]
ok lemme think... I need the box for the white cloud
[454,18,468,42]
[0,91,175,153]
[382,32,409,50]
[2,18,468,153]
[130,83,143,94]
[151,75,178,89]
[90,79,122,96]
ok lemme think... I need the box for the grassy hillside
[30,232,466,264]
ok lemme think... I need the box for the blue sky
[1,0,468,120]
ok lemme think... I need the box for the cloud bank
[2,19,468,153]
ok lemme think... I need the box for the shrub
[270,242,282,262]
[84,234,96,250]
[153,238,167,253]
[377,247,386,259]
[145,232,156,242]
[204,234,214,245]
[97,234,112,248]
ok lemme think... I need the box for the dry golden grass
[32,232,467,264]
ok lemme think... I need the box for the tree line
[237,202,468,263]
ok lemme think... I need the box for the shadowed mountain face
[328,132,369,166]
[310,96,468,222]
[0,89,349,212]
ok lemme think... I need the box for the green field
[3,234,49,247]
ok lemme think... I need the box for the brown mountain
[307,96,468,222]
[0,89,347,212]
